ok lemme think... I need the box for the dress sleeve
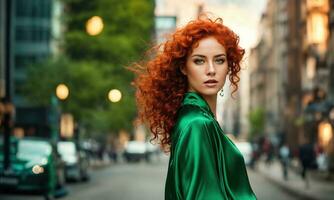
[173,118,228,200]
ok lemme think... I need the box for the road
[0,154,300,200]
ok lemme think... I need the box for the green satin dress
[165,92,257,200]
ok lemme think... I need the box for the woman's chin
[197,88,220,97]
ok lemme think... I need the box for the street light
[60,113,74,138]
[318,121,333,148]
[86,16,104,36]
[55,84,73,138]
[56,84,69,100]
[108,89,122,103]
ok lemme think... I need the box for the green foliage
[24,0,154,134]
[248,107,266,139]
[62,0,154,66]
[23,58,70,107]
[24,58,137,133]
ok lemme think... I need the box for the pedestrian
[299,141,317,188]
[263,137,274,165]
[249,139,260,170]
[279,143,290,180]
[131,16,256,199]
[326,138,334,180]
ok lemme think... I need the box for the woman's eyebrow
[191,54,206,58]
[214,54,226,57]
[191,54,226,58]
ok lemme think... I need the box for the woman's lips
[204,82,218,87]
[204,79,218,83]
[204,80,218,87]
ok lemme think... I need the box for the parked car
[57,141,90,182]
[123,141,160,162]
[234,141,253,165]
[0,137,67,200]
[123,141,147,162]
[145,141,160,162]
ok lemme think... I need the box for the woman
[131,17,256,200]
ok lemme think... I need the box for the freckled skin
[181,36,229,99]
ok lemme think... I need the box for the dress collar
[181,91,215,118]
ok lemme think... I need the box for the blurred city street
[0,154,313,200]
[1,0,334,199]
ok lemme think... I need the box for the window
[16,26,31,41]
[16,0,28,17]
[15,55,38,69]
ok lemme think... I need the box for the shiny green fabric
[165,92,257,200]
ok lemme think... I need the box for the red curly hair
[131,17,245,151]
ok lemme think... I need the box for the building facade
[328,0,334,101]
[13,0,61,106]
[249,1,282,141]
[274,0,289,137]
[251,0,332,151]
[154,16,177,44]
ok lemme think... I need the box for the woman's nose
[207,61,216,76]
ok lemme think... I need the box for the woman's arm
[173,118,228,200]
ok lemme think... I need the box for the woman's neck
[202,94,217,118]
[187,89,217,118]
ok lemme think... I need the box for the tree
[248,107,266,139]
[23,0,154,134]
[62,0,154,67]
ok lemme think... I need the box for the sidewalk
[256,160,334,200]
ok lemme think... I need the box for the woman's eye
[193,59,204,65]
[215,58,225,64]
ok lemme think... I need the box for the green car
[0,137,66,199]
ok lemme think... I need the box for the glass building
[13,0,56,105]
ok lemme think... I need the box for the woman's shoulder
[172,105,216,142]
[175,104,213,128]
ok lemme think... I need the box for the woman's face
[182,36,229,97]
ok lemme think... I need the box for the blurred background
[0,0,333,199]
